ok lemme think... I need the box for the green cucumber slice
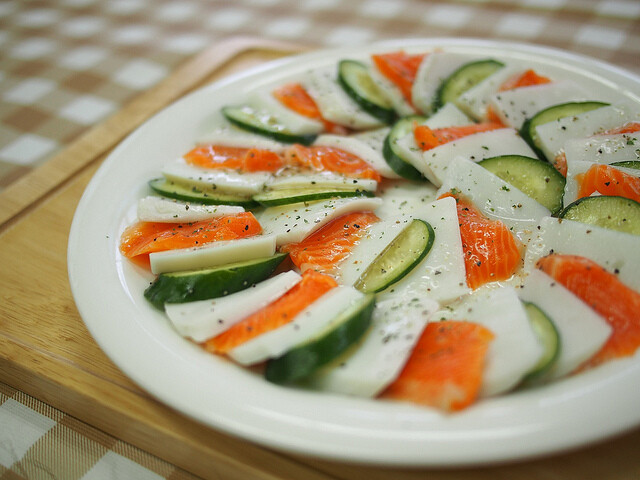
[383,115,428,181]
[222,105,317,145]
[148,178,257,208]
[338,60,396,124]
[354,219,434,293]
[434,59,504,111]
[558,195,640,235]
[521,301,560,382]
[611,160,640,170]
[478,155,566,214]
[520,101,609,159]
[144,253,288,310]
[265,293,375,384]
[253,187,373,207]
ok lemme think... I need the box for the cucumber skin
[148,178,258,208]
[382,130,427,182]
[265,295,375,384]
[433,59,504,112]
[520,101,609,160]
[144,253,288,310]
[355,220,435,294]
[253,188,373,207]
[338,60,397,124]
[558,195,640,235]
[222,106,317,146]
[521,301,561,383]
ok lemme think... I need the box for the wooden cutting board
[1,36,638,480]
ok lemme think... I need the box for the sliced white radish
[351,127,391,154]
[369,61,416,117]
[437,156,550,243]
[250,88,325,135]
[196,126,288,152]
[228,286,366,365]
[535,103,640,161]
[149,234,277,274]
[413,128,536,186]
[137,196,244,223]
[314,133,401,179]
[564,132,640,166]
[377,196,470,304]
[307,296,439,397]
[488,80,588,129]
[162,159,270,195]
[436,286,543,397]
[258,196,383,247]
[411,52,479,114]
[523,216,640,292]
[304,68,384,130]
[374,179,438,221]
[392,103,474,178]
[266,171,377,192]
[456,64,521,120]
[518,269,612,380]
[165,271,301,342]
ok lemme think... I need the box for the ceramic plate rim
[68,38,640,467]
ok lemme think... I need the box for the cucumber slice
[253,187,373,207]
[520,101,609,159]
[354,219,434,293]
[148,178,257,208]
[478,155,565,213]
[521,301,560,382]
[222,106,317,145]
[611,160,640,170]
[434,59,504,111]
[144,253,288,310]
[338,60,396,124]
[264,293,375,384]
[558,196,640,235]
[383,115,428,181]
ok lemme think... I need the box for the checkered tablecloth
[1,0,639,478]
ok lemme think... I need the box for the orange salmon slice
[371,51,426,105]
[273,83,348,135]
[576,164,640,203]
[414,123,504,151]
[537,254,640,369]
[284,144,382,182]
[119,212,262,264]
[184,145,284,172]
[204,270,337,354]
[281,212,380,273]
[439,193,522,290]
[382,320,494,412]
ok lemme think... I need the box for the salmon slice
[553,123,640,177]
[204,270,337,354]
[499,69,552,92]
[382,320,494,412]
[371,51,426,105]
[284,144,382,182]
[414,123,504,151]
[184,145,284,172]
[576,164,640,203]
[273,83,348,135]
[537,254,640,369]
[281,212,380,273]
[439,193,522,289]
[119,212,262,264]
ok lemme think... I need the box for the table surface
[1,1,640,479]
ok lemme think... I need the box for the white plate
[68,39,640,466]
